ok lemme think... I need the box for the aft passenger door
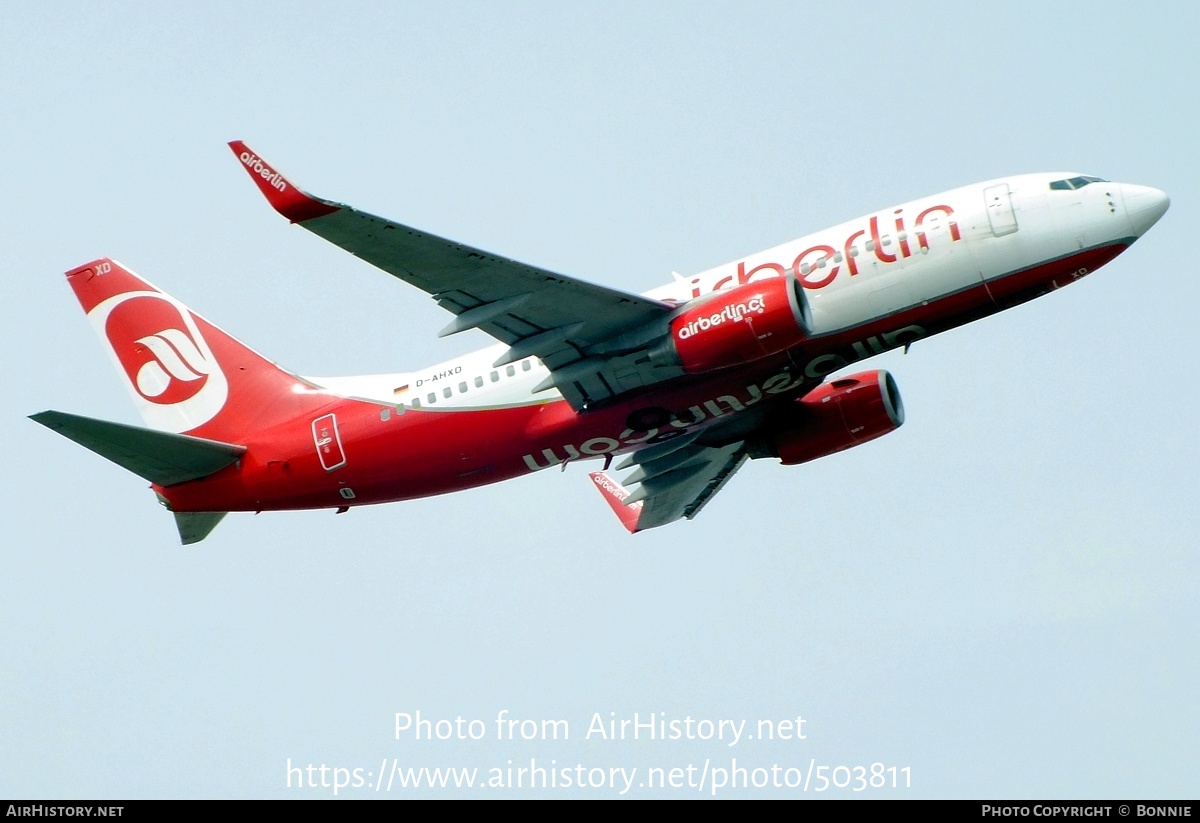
[312,413,346,471]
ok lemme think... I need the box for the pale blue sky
[2,2,1195,798]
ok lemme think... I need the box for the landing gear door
[984,183,1019,237]
[312,413,346,471]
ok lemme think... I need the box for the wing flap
[589,441,748,533]
[298,207,675,381]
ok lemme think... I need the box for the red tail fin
[67,258,331,440]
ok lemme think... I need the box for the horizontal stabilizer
[31,410,245,487]
[174,511,229,545]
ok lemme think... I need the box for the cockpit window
[1049,175,1108,191]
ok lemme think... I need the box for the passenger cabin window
[411,398,421,409]
[443,387,452,399]
[427,392,436,404]
[459,381,468,393]
[474,376,483,388]
[490,371,499,382]
[522,360,532,371]
[506,365,516,377]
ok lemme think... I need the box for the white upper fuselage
[312,173,1168,410]
[48,154,1170,533]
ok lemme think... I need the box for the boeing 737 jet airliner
[31,144,1169,543]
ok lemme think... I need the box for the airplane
[31,143,1169,543]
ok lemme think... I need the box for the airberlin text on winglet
[238,150,287,193]
[592,472,632,502]
[228,141,340,224]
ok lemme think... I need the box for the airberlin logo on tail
[88,291,229,433]
[239,151,287,192]
[676,295,766,340]
[132,329,212,398]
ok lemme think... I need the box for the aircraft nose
[1122,184,1170,236]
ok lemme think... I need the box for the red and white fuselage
[36,155,1169,541]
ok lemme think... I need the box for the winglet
[228,141,340,223]
[588,471,644,533]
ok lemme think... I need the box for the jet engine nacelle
[652,275,813,373]
[765,369,904,465]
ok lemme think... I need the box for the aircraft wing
[589,439,749,532]
[230,142,681,409]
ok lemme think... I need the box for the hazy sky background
[2,2,1195,798]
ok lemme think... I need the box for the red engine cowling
[767,370,904,465]
[664,275,812,373]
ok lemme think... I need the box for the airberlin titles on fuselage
[684,203,961,298]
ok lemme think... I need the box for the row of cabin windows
[406,358,535,410]
[795,227,939,276]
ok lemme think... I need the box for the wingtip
[228,141,340,223]
[588,471,643,533]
